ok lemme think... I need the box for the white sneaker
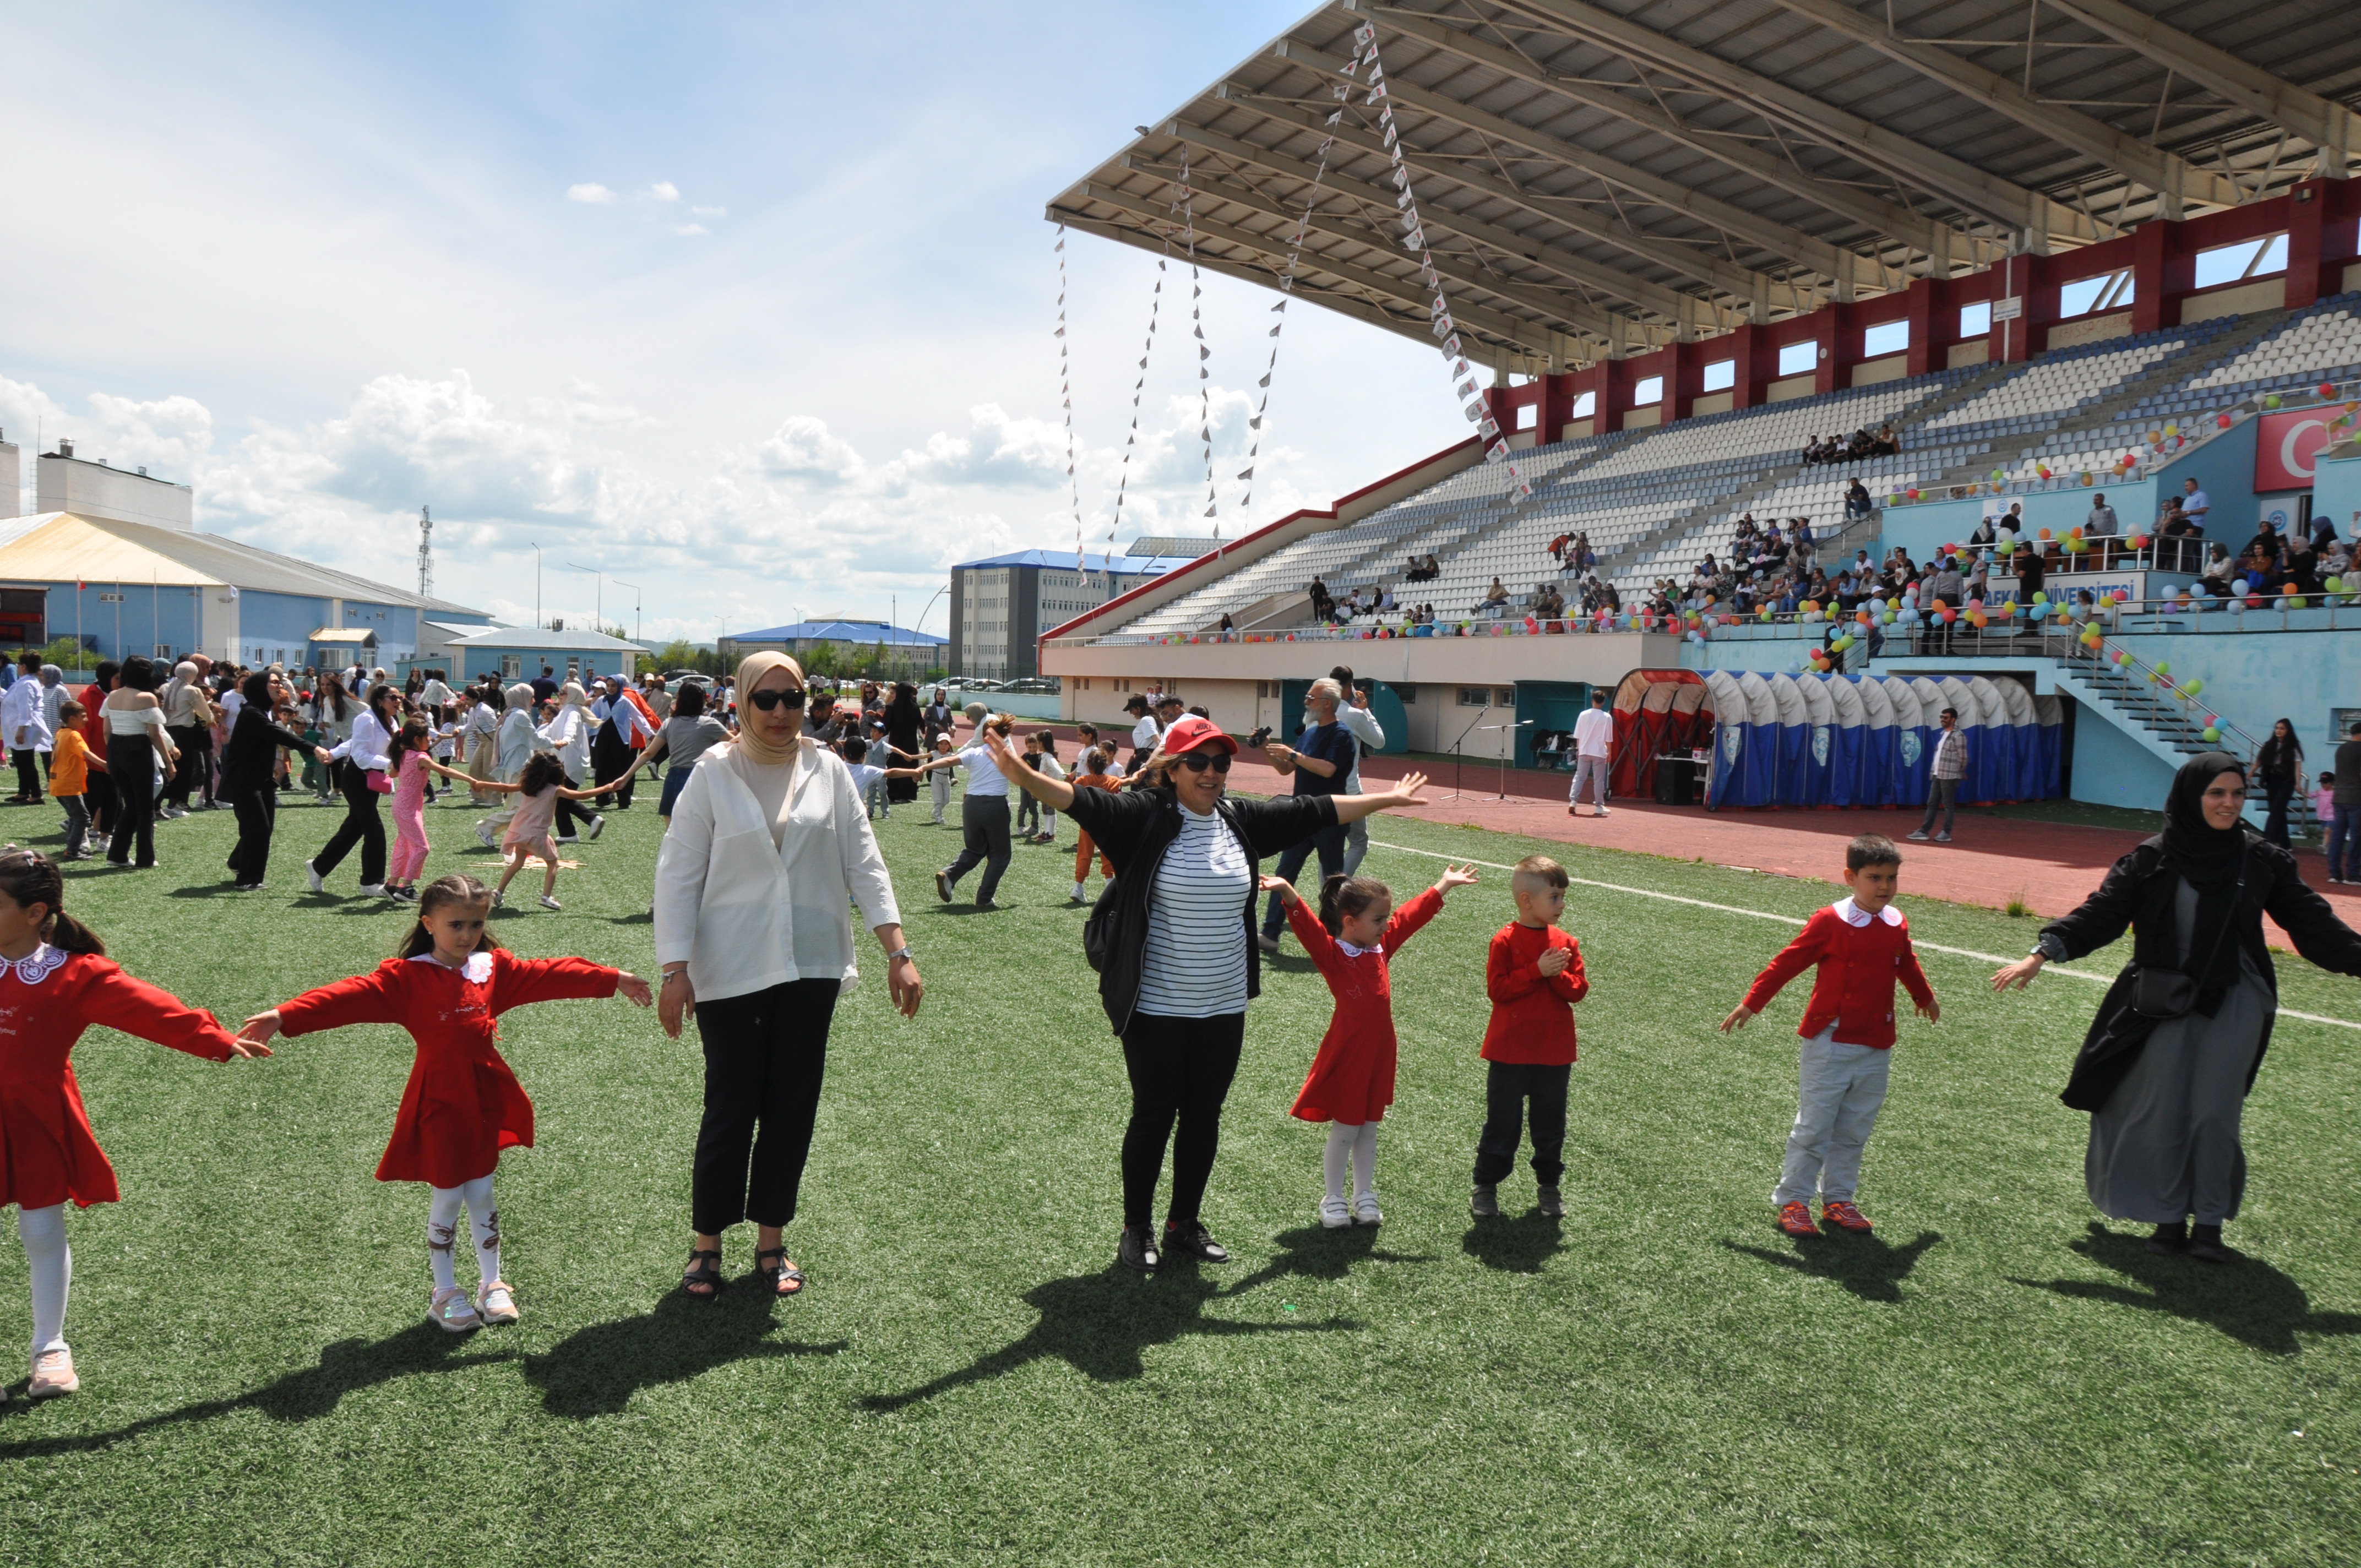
[474,822,497,849]
[492,890,505,908]
[428,1286,482,1334]
[1353,1193,1383,1227]
[1594,805,1610,817]
[160,806,187,820]
[538,894,562,911]
[305,859,326,894]
[27,1347,78,1398]
[476,1280,520,1325]
[1319,1196,1352,1229]
[357,883,388,897]
[1070,882,1087,903]
[584,815,605,841]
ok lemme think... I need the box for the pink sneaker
[28,1347,79,1398]
[429,1286,483,1333]
[476,1280,520,1325]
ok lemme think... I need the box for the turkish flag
[2254,407,2336,491]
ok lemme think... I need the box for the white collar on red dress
[1834,896,1903,928]
[407,950,496,982]
[1337,937,1383,958]
[0,943,66,983]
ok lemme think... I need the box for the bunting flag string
[1102,233,1173,589]
[1230,129,1339,554]
[1175,148,1217,524]
[1054,225,1084,574]
[1350,20,1532,504]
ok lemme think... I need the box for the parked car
[1000,677,1060,694]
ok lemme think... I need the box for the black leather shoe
[2188,1223,2234,1264]
[1163,1221,1228,1264]
[1117,1226,1161,1273]
[2146,1220,2188,1255]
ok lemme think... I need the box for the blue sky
[0,1,1465,643]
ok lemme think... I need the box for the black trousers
[556,770,594,836]
[592,725,636,808]
[1118,1011,1245,1229]
[86,769,117,836]
[165,725,206,808]
[690,978,840,1234]
[105,732,158,867]
[229,785,277,884]
[1262,819,1348,937]
[2261,778,2295,847]
[1473,1061,1571,1186]
[314,760,387,886]
[945,793,1011,903]
[9,747,39,799]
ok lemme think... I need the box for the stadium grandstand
[1041,0,2361,817]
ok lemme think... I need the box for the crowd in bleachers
[1802,424,1901,465]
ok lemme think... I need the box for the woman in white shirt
[537,684,605,844]
[307,681,401,897]
[101,655,178,868]
[916,706,1015,908]
[655,652,922,1300]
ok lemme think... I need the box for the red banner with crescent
[2255,407,2336,491]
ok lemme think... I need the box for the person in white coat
[474,684,541,847]
[656,651,923,1300]
[3,654,52,802]
[1569,689,1615,818]
[536,683,605,844]
[1328,665,1387,875]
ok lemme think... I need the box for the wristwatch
[885,946,915,963]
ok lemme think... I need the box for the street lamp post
[614,580,643,649]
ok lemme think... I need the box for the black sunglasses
[1174,751,1232,774]
[747,687,808,712]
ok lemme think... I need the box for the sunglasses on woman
[1173,751,1232,774]
[746,687,807,712]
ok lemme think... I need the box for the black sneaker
[1163,1221,1228,1264]
[2188,1223,2234,1264]
[1536,1184,1565,1218]
[1470,1184,1500,1218]
[1116,1226,1161,1273]
[2146,1219,2187,1255]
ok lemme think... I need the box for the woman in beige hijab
[654,652,922,1299]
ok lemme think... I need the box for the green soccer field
[3,787,2357,1565]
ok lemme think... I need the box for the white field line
[1367,840,2361,1033]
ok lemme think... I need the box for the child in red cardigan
[1721,834,1939,1237]
[0,847,264,1401]
[1264,862,1481,1227]
[239,873,651,1332]
[1472,855,1588,1220]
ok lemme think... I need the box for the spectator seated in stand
[1844,478,1873,521]
[1874,423,1901,456]
[2200,543,2235,597]
[1478,578,1510,618]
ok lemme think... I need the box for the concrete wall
[2317,448,2361,538]
[2070,702,2178,810]
[36,455,193,530]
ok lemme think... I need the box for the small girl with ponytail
[237,873,651,1333]
[448,750,628,911]
[0,846,264,1401]
[382,717,436,902]
[1259,861,1480,1227]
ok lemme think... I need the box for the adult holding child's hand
[654,651,922,1303]
[983,716,1429,1273]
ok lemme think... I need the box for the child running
[0,847,266,1400]
[1471,854,1587,1219]
[449,750,626,911]
[1721,834,1939,1236]
[1263,863,1481,1226]
[382,717,436,902]
[1067,748,1117,904]
[237,873,652,1332]
[926,734,955,825]
[50,701,95,861]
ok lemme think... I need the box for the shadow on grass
[859,1266,1357,1413]
[1724,1229,1941,1304]
[609,909,654,924]
[1462,1209,1564,1274]
[0,1321,512,1454]
[1226,1224,1438,1297]
[524,1288,845,1418]
[920,903,1010,917]
[165,884,233,899]
[2012,1222,2361,1354]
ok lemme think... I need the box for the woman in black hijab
[1992,754,2361,1261]
[883,682,921,805]
[2249,717,2304,847]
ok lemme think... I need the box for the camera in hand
[1248,725,1273,749]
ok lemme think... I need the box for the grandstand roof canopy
[725,619,949,648]
[1050,0,2359,365]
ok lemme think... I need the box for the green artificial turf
[2,786,2357,1565]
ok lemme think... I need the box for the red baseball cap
[1158,715,1237,755]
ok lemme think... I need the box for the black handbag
[2128,849,2245,1020]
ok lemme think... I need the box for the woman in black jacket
[221,671,332,890]
[977,716,1429,1274]
[1992,754,2361,1261]
[2249,717,2303,847]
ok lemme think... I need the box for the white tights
[18,1204,69,1357]
[426,1176,501,1292]
[1322,1121,1380,1202]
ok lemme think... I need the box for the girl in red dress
[1261,862,1480,1228]
[0,847,264,1402]
[238,873,651,1333]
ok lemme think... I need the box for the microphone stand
[1443,708,1491,802]
[1479,720,1535,801]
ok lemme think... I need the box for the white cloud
[648,181,679,202]
[671,223,709,237]
[690,204,727,217]
[564,182,617,204]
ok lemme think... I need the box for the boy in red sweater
[1721,834,1938,1237]
[1472,855,1588,1219]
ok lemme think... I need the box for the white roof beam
[1766,0,2244,211]
[2042,0,2356,177]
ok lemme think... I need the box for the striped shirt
[1135,804,1252,1018]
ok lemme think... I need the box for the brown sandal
[682,1248,725,1298]
[754,1247,803,1295]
